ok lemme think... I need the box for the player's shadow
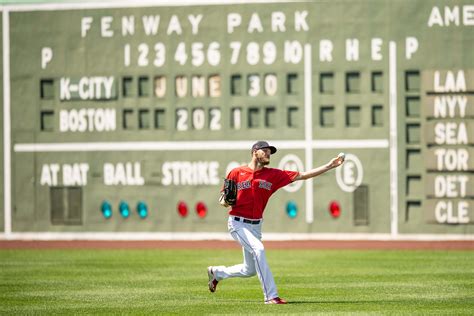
[288,300,405,305]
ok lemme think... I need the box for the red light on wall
[196,202,207,218]
[177,201,188,218]
[329,201,341,218]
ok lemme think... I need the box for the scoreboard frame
[1,0,473,241]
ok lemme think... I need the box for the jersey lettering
[237,180,251,190]
[258,180,272,191]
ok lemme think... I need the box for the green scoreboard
[1,0,473,239]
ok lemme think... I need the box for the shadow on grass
[288,300,408,305]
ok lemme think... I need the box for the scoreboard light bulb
[119,201,130,218]
[329,201,341,218]
[101,201,112,219]
[286,201,298,218]
[177,201,188,218]
[195,202,207,218]
[136,201,148,219]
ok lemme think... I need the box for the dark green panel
[5,1,474,235]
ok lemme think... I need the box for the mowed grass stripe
[0,249,472,315]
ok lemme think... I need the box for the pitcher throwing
[207,141,345,304]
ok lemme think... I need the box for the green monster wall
[1,0,473,238]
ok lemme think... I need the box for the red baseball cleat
[265,297,288,304]
[207,266,218,293]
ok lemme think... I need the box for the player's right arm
[294,154,344,181]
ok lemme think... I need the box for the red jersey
[226,166,299,219]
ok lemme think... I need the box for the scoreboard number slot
[124,41,302,67]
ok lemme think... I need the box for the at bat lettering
[40,163,89,186]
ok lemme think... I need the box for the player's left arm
[294,153,344,181]
[219,170,238,207]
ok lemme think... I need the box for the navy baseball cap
[251,141,277,154]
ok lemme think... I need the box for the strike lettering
[161,161,219,186]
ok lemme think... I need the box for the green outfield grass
[0,248,473,315]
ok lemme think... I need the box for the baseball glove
[220,179,237,206]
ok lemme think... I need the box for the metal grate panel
[354,185,369,226]
[50,187,83,225]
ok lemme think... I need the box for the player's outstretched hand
[328,152,345,169]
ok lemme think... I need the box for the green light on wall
[137,201,148,219]
[101,201,112,219]
[286,201,298,218]
[119,201,130,218]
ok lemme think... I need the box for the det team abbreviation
[39,161,220,187]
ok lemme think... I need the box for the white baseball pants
[212,217,278,301]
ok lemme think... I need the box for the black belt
[233,217,261,225]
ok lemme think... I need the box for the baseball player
[207,141,345,304]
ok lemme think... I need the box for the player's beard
[257,156,270,165]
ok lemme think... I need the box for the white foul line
[3,9,11,237]
[304,44,314,224]
[389,41,398,237]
